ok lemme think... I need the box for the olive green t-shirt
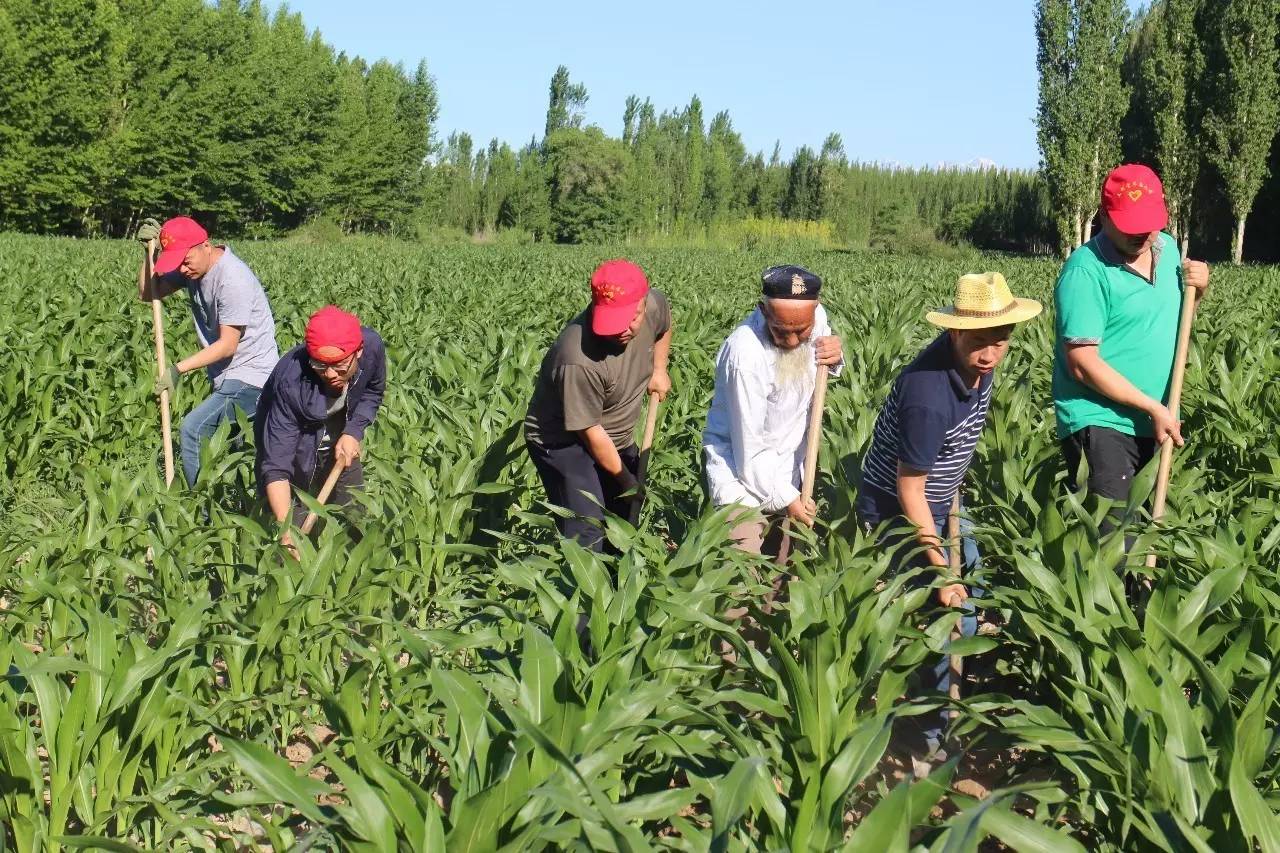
[524,291,671,450]
[1052,232,1184,439]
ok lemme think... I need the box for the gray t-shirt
[525,291,671,449]
[166,246,278,389]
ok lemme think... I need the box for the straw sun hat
[925,272,1043,330]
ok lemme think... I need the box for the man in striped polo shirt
[857,271,1041,769]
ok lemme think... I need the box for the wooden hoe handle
[1146,282,1198,570]
[627,392,661,527]
[300,461,345,536]
[776,366,831,566]
[147,238,175,488]
[948,493,963,708]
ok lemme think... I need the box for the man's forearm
[265,480,293,523]
[177,334,240,373]
[1068,348,1156,413]
[578,425,624,476]
[897,475,946,567]
[138,257,162,302]
[653,328,672,371]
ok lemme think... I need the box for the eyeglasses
[309,352,357,374]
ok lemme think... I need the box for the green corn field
[2,232,1280,851]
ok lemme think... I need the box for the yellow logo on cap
[595,283,622,303]
[791,273,805,295]
[1116,180,1151,203]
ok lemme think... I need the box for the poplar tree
[1140,0,1204,254]
[676,96,706,224]
[1201,0,1279,263]
[544,65,588,139]
[1036,0,1130,253]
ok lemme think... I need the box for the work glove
[614,467,644,502]
[154,363,180,396]
[136,217,161,244]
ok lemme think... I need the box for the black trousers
[1061,425,1156,573]
[1061,425,1156,504]
[527,440,639,552]
[290,455,364,530]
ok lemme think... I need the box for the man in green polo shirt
[1052,163,1209,542]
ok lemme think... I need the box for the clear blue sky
[274,0,1144,170]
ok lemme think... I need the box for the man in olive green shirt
[525,259,673,551]
[1052,163,1209,527]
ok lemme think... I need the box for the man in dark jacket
[254,305,386,549]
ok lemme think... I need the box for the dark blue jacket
[254,327,386,493]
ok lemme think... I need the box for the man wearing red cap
[136,216,279,486]
[524,259,673,551]
[1052,164,1210,542]
[253,305,386,548]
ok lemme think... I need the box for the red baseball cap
[589,259,649,336]
[154,216,209,274]
[305,305,363,363]
[1101,164,1168,234]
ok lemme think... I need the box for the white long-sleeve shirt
[702,305,843,513]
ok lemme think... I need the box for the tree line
[0,0,1054,252]
[1037,0,1280,262]
[0,0,436,237]
[424,69,1056,252]
[1,0,1277,260]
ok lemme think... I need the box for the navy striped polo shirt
[858,332,993,521]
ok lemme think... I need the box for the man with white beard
[702,265,844,557]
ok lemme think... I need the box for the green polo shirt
[1052,232,1184,439]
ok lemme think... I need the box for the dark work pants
[1061,425,1156,598]
[290,455,364,531]
[1061,426,1156,504]
[527,440,639,553]
[1061,425,1156,537]
[864,504,981,750]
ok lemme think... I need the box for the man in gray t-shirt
[136,216,279,486]
[524,259,673,552]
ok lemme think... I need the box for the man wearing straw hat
[255,305,386,551]
[858,271,1041,769]
[703,265,844,558]
[1053,164,1209,541]
[524,259,673,553]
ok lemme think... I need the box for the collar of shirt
[927,333,975,401]
[1095,232,1162,285]
[747,306,769,343]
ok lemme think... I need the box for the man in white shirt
[702,265,843,557]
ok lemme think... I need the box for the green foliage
[0,0,437,237]
[545,127,633,243]
[1036,0,1132,251]
[3,235,1280,849]
[1200,0,1280,263]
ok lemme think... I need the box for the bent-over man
[524,259,673,552]
[702,265,844,557]
[255,305,386,550]
[137,216,279,486]
[858,271,1041,772]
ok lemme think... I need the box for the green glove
[154,363,180,396]
[136,217,161,244]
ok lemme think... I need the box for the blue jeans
[865,500,981,748]
[919,513,980,747]
[179,378,261,486]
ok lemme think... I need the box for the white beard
[773,344,812,388]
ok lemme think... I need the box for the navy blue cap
[762,265,821,300]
